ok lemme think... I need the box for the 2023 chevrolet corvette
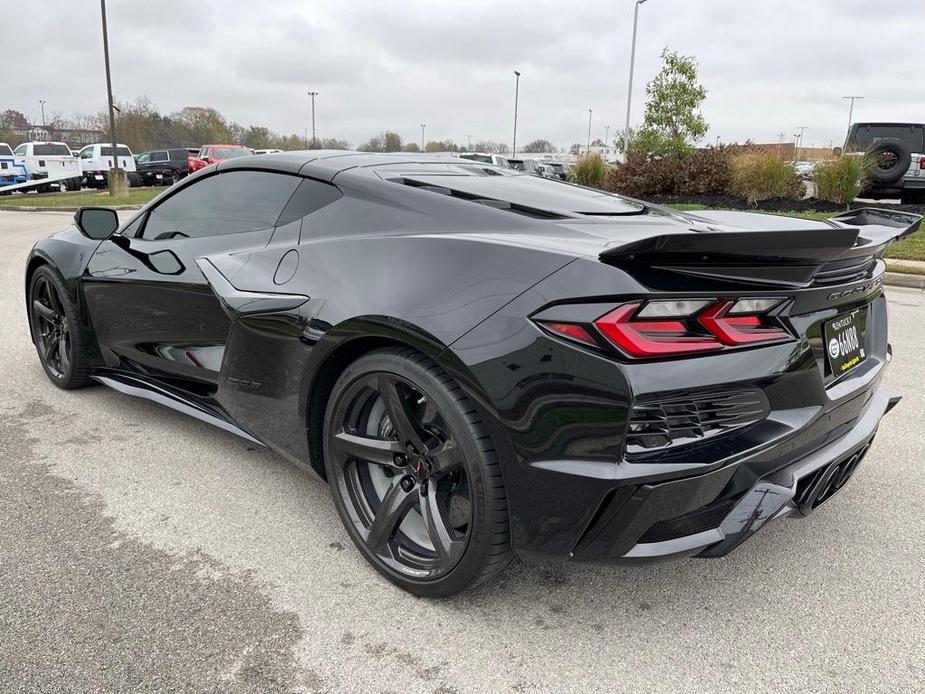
[25,152,919,596]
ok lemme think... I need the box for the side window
[143,171,301,240]
[136,153,150,164]
[152,150,168,162]
[14,144,27,156]
[276,178,342,227]
[199,147,209,159]
[80,147,94,159]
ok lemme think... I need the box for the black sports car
[25,152,918,596]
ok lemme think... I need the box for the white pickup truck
[12,141,83,192]
[77,143,138,188]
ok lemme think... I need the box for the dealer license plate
[824,308,867,377]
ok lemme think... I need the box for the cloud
[2,0,924,150]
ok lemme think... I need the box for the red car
[187,144,254,173]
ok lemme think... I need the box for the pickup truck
[187,144,254,173]
[0,142,28,187]
[845,122,925,204]
[12,141,83,192]
[78,143,138,188]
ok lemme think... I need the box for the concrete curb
[0,205,144,212]
[884,272,925,290]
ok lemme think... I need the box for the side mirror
[74,207,120,240]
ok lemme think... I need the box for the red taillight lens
[585,298,789,358]
[698,300,788,345]
[594,303,723,357]
[539,321,598,346]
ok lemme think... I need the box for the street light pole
[512,70,521,157]
[99,0,125,196]
[795,126,807,160]
[467,134,472,151]
[586,109,593,155]
[307,91,318,148]
[842,95,863,129]
[623,0,648,154]
[420,123,426,151]
[39,100,46,129]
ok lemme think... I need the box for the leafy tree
[521,139,555,154]
[383,131,402,152]
[403,142,421,152]
[590,138,605,147]
[425,139,458,152]
[0,109,29,129]
[632,48,708,156]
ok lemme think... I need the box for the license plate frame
[824,307,867,378]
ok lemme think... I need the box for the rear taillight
[919,158,925,170]
[593,303,721,357]
[537,297,790,359]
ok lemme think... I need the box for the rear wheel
[324,347,512,597]
[28,266,93,389]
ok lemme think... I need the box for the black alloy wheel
[28,266,92,389]
[324,348,511,596]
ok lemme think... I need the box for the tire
[27,265,93,390]
[867,141,912,184]
[56,179,69,193]
[128,172,140,188]
[323,347,512,597]
[68,177,81,192]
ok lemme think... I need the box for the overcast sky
[5,1,924,150]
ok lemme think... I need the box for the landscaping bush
[571,153,606,188]
[604,146,734,197]
[728,151,802,205]
[813,154,873,206]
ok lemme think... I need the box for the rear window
[0,144,13,157]
[33,144,72,156]
[214,147,251,159]
[100,146,133,157]
[847,124,925,153]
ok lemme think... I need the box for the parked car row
[458,152,570,180]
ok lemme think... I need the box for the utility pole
[586,109,593,155]
[467,134,472,151]
[624,0,648,153]
[307,91,318,148]
[420,123,426,151]
[512,70,521,157]
[604,124,611,150]
[842,95,863,129]
[39,100,46,129]
[99,0,126,197]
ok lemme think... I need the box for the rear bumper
[608,385,899,562]
[513,383,900,565]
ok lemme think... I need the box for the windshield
[33,144,72,156]
[214,147,251,159]
[847,124,925,152]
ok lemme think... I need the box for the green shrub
[729,151,802,205]
[813,154,873,206]
[571,153,606,188]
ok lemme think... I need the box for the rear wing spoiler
[598,207,921,287]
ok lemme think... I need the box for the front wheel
[324,347,512,597]
[28,265,93,389]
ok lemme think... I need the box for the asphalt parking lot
[1,210,923,694]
